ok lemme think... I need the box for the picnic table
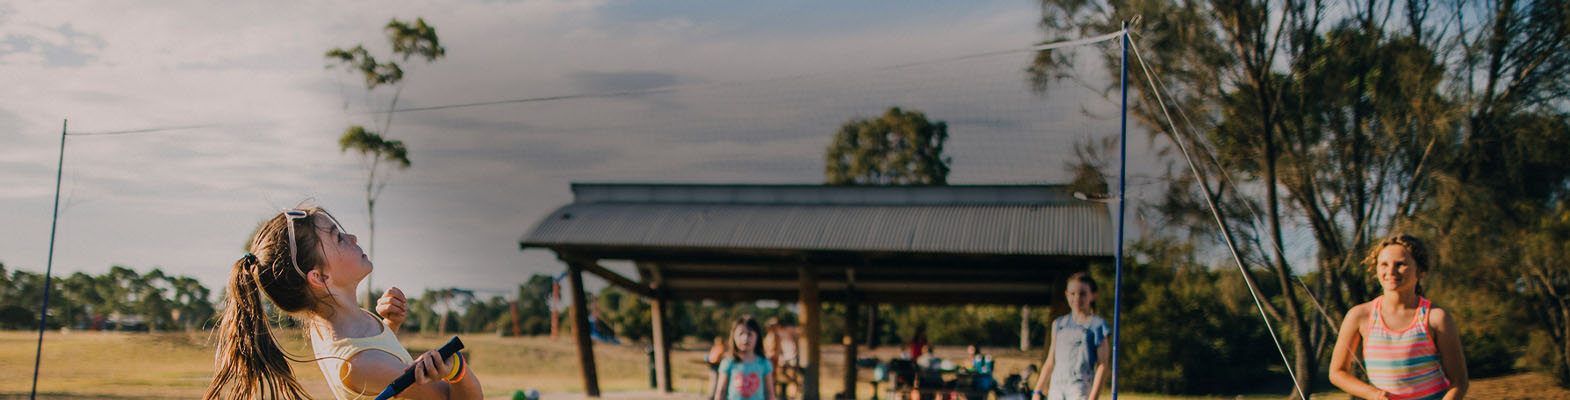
[875,359,991,400]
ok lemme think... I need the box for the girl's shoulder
[750,355,773,368]
[1425,300,1455,333]
[1052,314,1072,326]
[1086,315,1109,329]
[1053,314,1108,329]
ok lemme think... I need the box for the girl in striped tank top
[1330,234,1468,400]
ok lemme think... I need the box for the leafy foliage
[1032,0,1570,392]
[824,107,951,185]
[0,262,214,332]
[326,16,445,308]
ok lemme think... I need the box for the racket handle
[373,336,465,400]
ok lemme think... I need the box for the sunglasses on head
[281,210,311,279]
[280,209,348,280]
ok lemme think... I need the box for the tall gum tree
[326,17,445,309]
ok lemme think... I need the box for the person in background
[1032,272,1109,400]
[707,336,728,398]
[715,315,775,400]
[908,325,928,360]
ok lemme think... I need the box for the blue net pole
[1110,24,1128,400]
[31,120,66,400]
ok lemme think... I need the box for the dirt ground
[1464,372,1570,400]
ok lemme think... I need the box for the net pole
[30,119,67,400]
[1110,23,1129,400]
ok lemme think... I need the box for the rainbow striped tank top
[1363,296,1450,400]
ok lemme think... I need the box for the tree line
[0,263,214,332]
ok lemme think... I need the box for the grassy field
[0,330,1564,399]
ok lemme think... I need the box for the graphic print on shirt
[738,372,761,398]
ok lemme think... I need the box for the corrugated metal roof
[521,184,1114,257]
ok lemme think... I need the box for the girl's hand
[411,348,455,385]
[377,287,407,330]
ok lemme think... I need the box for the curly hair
[1363,233,1432,273]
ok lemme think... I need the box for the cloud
[0,23,105,67]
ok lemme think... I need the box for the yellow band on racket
[442,353,466,383]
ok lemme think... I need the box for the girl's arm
[1430,307,1469,400]
[1031,329,1056,400]
[1329,304,1387,400]
[345,348,483,400]
[1086,337,1110,399]
[714,370,730,400]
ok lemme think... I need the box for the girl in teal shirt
[715,315,775,400]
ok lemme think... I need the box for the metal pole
[31,119,66,400]
[1111,25,1128,400]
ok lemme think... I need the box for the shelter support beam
[647,263,674,393]
[561,254,653,298]
[1020,305,1031,351]
[799,266,821,400]
[567,261,601,397]
[840,269,858,400]
[652,296,673,392]
[865,301,879,349]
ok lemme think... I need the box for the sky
[0,0,1260,301]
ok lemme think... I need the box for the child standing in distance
[707,336,728,397]
[1329,234,1468,400]
[1032,272,1110,400]
[715,315,776,400]
[203,206,482,400]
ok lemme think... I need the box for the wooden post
[865,302,879,349]
[799,266,821,400]
[841,278,858,400]
[652,295,673,392]
[568,261,601,397]
[650,264,674,393]
[1020,305,1030,351]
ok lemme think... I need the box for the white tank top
[309,312,415,400]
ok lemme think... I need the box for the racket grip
[373,336,465,400]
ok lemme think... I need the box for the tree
[1416,0,1570,373]
[515,274,556,335]
[824,107,951,185]
[418,288,473,336]
[1097,237,1280,393]
[598,286,652,342]
[0,264,211,332]
[326,17,445,309]
[57,272,105,329]
[1515,201,1570,381]
[100,266,140,326]
[166,275,214,331]
[134,268,173,332]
